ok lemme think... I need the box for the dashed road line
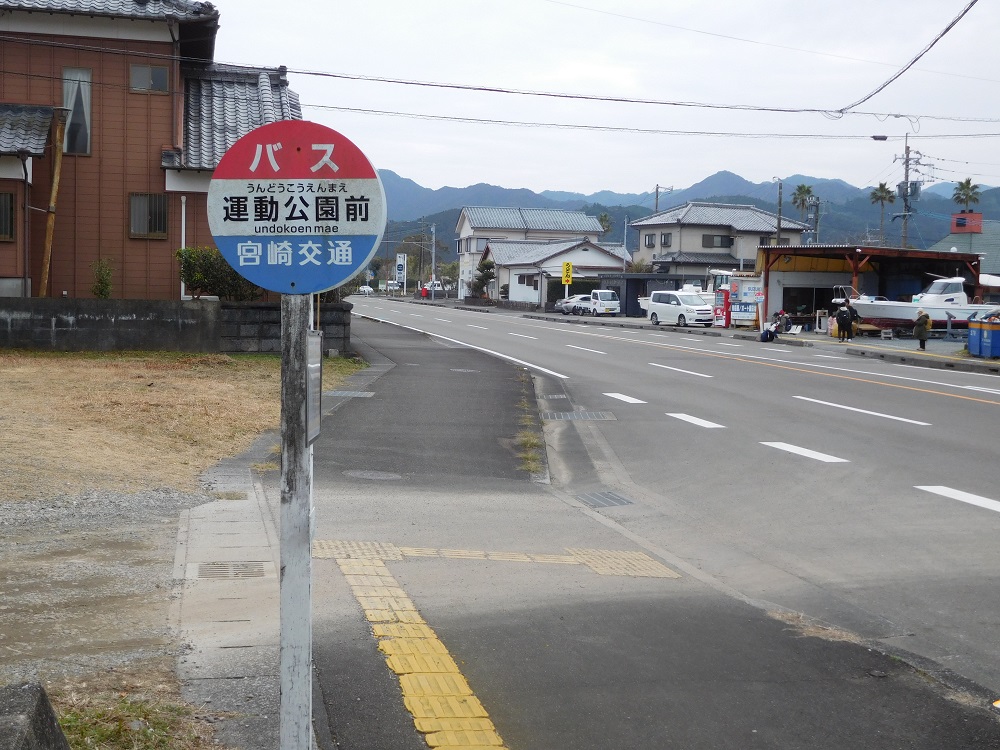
[666,413,726,429]
[761,442,849,463]
[649,362,713,378]
[915,486,1000,515]
[793,396,931,425]
[604,393,647,404]
[567,344,606,354]
[508,332,537,339]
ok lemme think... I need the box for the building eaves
[0,0,219,22]
[485,239,585,266]
[167,63,302,171]
[0,104,53,156]
[631,201,809,233]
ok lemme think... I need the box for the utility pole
[901,133,911,249]
[431,223,436,301]
[655,184,673,212]
[622,215,629,271]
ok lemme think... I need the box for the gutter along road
[312,297,1000,748]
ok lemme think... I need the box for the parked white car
[555,294,590,314]
[573,289,620,317]
[646,290,714,327]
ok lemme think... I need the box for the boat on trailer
[843,277,996,331]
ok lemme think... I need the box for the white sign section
[208,120,387,295]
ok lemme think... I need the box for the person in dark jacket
[835,304,853,342]
[914,309,930,350]
[845,300,860,339]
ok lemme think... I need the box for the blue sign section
[214,234,379,295]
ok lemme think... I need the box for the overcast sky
[210,0,998,198]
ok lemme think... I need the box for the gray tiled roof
[926,224,1000,275]
[166,64,302,170]
[463,207,603,234]
[632,201,809,233]
[658,252,742,265]
[0,105,53,156]
[485,239,626,266]
[0,0,218,22]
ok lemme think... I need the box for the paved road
[299,310,1000,750]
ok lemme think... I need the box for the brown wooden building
[0,0,300,299]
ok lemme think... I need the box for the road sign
[208,120,386,295]
[396,253,406,284]
[562,261,573,285]
[754,291,765,303]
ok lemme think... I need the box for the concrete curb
[0,684,70,750]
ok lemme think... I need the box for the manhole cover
[344,470,403,481]
[576,491,634,508]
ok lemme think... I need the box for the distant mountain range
[376,169,998,263]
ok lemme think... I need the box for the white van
[646,290,714,327]
[573,289,620,317]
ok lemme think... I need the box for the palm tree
[791,184,813,221]
[952,177,981,210]
[869,182,895,245]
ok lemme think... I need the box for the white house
[481,238,627,306]
[455,207,604,299]
[630,202,809,273]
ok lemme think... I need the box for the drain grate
[539,394,568,399]
[576,491,634,508]
[197,561,268,579]
[540,411,617,421]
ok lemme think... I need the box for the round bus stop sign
[208,120,386,295]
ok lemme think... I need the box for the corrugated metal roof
[0,0,218,22]
[169,64,301,170]
[0,104,53,156]
[463,206,603,233]
[632,201,809,233]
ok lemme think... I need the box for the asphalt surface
[175,303,1000,749]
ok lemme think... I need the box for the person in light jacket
[914,309,930,350]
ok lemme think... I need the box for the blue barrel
[968,320,983,357]
[983,322,1000,358]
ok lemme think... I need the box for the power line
[838,0,979,112]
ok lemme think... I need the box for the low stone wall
[0,298,352,354]
[497,300,540,312]
[0,683,70,750]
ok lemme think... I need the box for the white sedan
[554,294,590,315]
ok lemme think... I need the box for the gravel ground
[0,487,213,684]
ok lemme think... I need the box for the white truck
[571,289,621,317]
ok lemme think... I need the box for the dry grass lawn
[0,350,364,501]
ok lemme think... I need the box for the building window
[660,232,672,247]
[130,64,169,93]
[702,234,733,248]
[644,233,655,248]
[130,194,168,238]
[0,193,14,240]
[63,68,92,155]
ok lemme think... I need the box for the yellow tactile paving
[373,623,438,639]
[363,608,427,624]
[565,547,681,578]
[399,673,473,697]
[440,549,488,559]
[386,653,460,675]
[343,574,399,587]
[351,586,409,598]
[425,729,505,747]
[379,638,450,657]
[398,546,440,557]
[314,539,402,560]
[413,718,496,733]
[404,695,489,719]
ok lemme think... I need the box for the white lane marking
[666,413,725,428]
[508,333,537,339]
[567,344,607,355]
[681,337,702,342]
[604,393,646,404]
[958,385,1000,396]
[761,442,849,463]
[435,318,451,323]
[792,396,931,425]
[649,362,713,378]
[409,313,423,317]
[813,355,846,359]
[468,324,488,330]
[916,486,1000,515]
[716,342,742,347]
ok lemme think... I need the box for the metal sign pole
[279,293,312,749]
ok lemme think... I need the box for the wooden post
[279,293,313,749]
[38,114,66,298]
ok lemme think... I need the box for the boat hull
[850,298,994,330]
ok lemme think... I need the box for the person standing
[914,309,930,350]
[845,300,859,341]
[835,303,853,342]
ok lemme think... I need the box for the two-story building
[455,206,604,299]
[0,0,300,299]
[629,201,809,284]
